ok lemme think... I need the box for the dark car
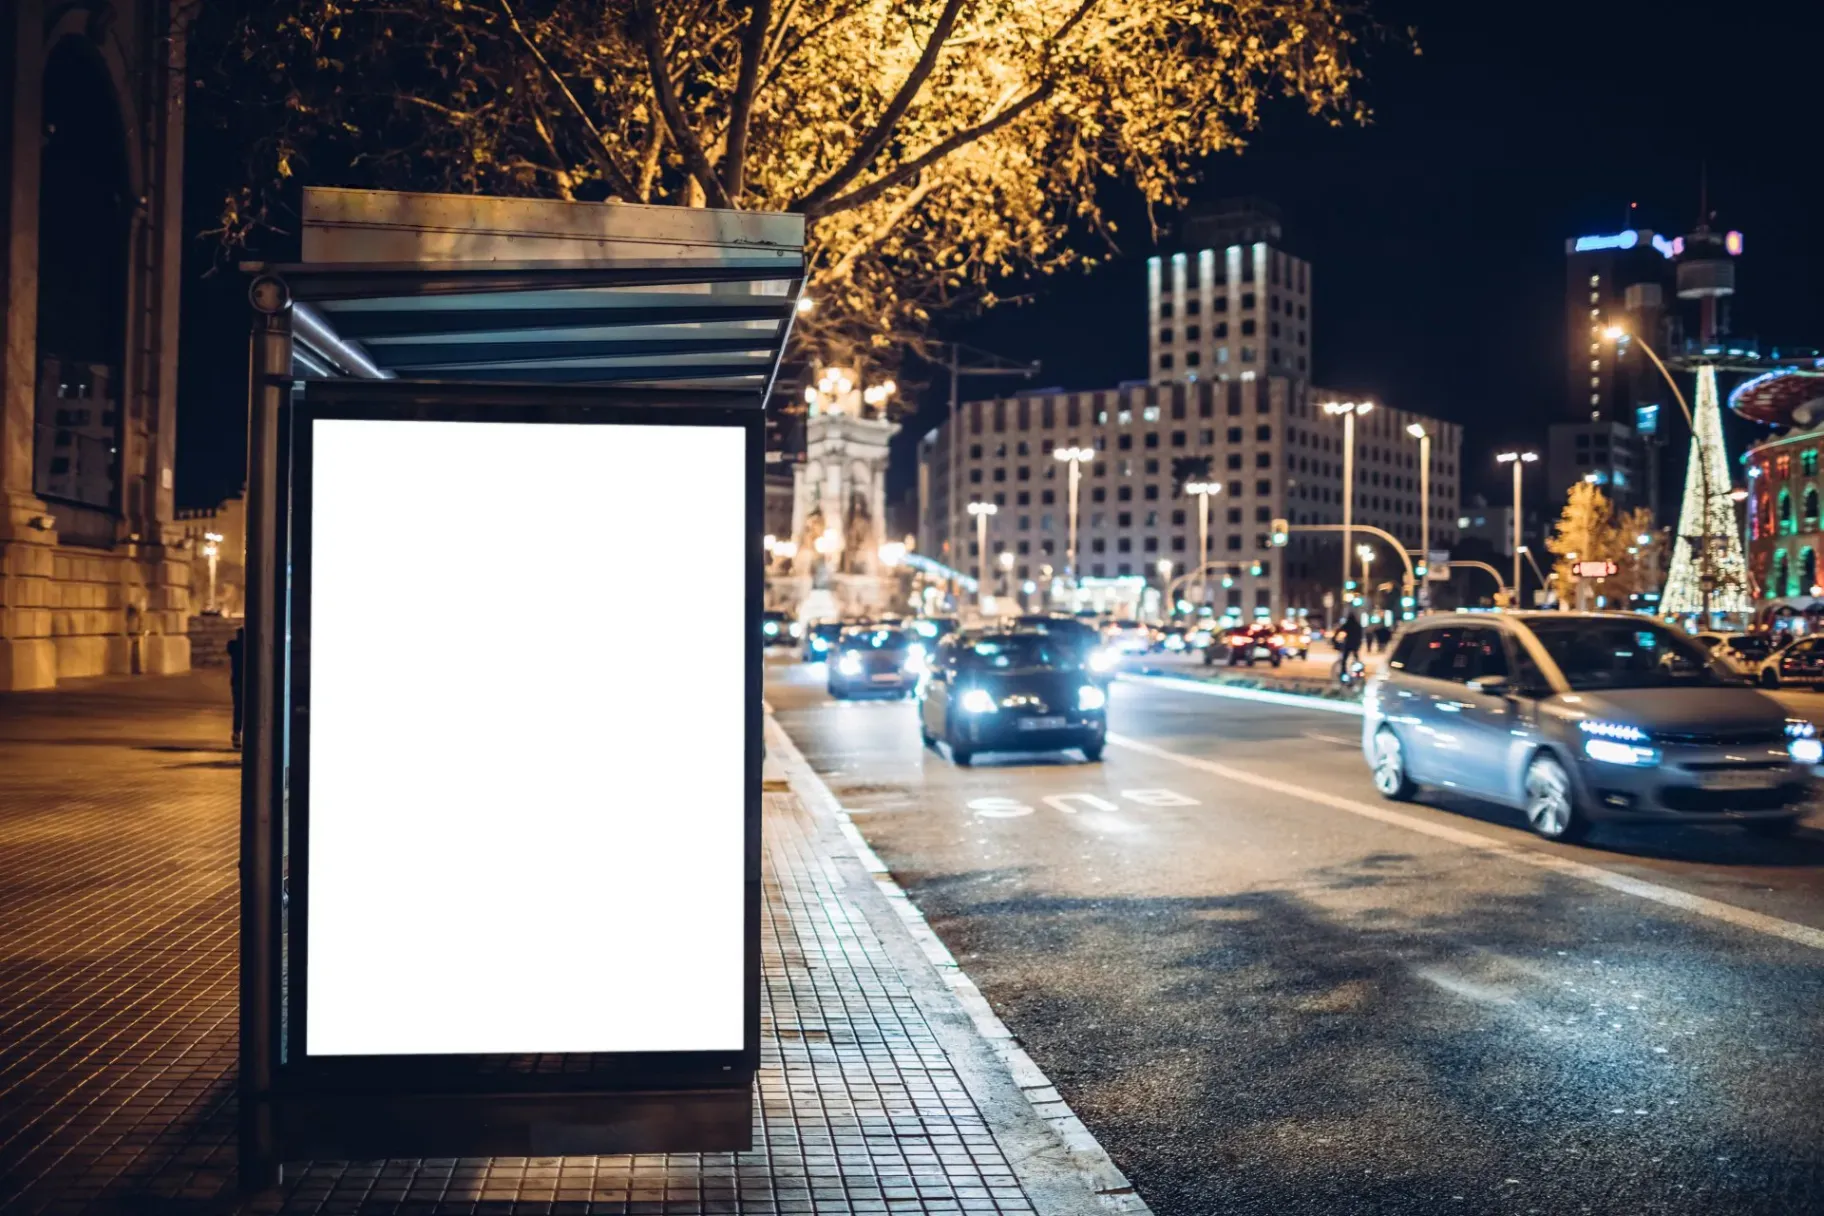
[918,631,1108,765]
[1222,623,1288,667]
[761,609,800,648]
[803,621,845,661]
[1758,634,1824,688]
[911,617,960,644]
[828,627,921,699]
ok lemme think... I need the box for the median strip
[1117,670,1366,716]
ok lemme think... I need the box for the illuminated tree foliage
[200,0,1387,364]
[1546,482,1663,607]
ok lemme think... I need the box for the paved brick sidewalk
[0,672,1113,1215]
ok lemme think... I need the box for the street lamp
[1053,446,1094,594]
[879,541,906,568]
[1406,423,1431,603]
[1184,479,1222,611]
[998,549,1015,600]
[1496,451,1539,605]
[967,501,998,615]
[1357,544,1376,615]
[202,531,223,613]
[1323,400,1374,617]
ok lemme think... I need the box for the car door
[921,639,956,736]
[1443,626,1525,800]
[1386,625,1464,784]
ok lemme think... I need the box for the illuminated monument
[778,369,901,621]
[1660,365,1750,619]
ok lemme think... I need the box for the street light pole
[1407,424,1430,607]
[1358,545,1376,620]
[1496,451,1539,606]
[1053,446,1094,602]
[1323,401,1374,614]
[1185,480,1221,613]
[967,501,998,617]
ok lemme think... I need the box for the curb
[1116,670,1366,716]
[763,716,1153,1216]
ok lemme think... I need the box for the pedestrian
[1336,611,1363,672]
[227,626,245,751]
[1376,622,1393,652]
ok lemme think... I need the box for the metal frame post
[239,275,293,1192]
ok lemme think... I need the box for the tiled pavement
[0,672,1103,1215]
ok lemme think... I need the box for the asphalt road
[768,657,1824,1216]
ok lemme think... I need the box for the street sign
[1574,559,1619,578]
[1427,550,1450,581]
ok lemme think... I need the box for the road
[768,657,1824,1216]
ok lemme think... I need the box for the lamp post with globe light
[967,501,998,617]
[1322,401,1374,616]
[1053,446,1094,598]
[1406,424,1432,605]
[1496,451,1539,604]
[1184,480,1222,612]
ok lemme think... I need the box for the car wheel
[1761,668,1781,689]
[1370,728,1417,802]
[946,725,974,766]
[1523,752,1588,842]
[920,718,936,748]
[1270,654,1282,668]
[1081,740,1105,762]
[1744,816,1800,838]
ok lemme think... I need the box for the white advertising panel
[303,417,748,1057]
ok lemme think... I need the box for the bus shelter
[238,188,804,1185]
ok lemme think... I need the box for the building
[1734,364,1824,633]
[1546,417,1641,506]
[1,1,193,688]
[1147,199,1312,385]
[1456,496,1515,558]
[916,379,1460,622]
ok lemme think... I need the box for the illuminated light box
[297,413,749,1058]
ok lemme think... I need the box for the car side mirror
[1466,674,1509,695]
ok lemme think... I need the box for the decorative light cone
[1661,365,1750,618]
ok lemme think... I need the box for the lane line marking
[1303,730,1359,747]
[1107,731,1824,953]
[1117,672,1365,716]
[766,717,1153,1213]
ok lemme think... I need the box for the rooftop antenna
[1698,162,1710,229]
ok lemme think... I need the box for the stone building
[0,0,192,688]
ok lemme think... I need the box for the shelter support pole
[239,277,293,1192]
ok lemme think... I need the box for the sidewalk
[0,672,1135,1215]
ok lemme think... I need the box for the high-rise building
[915,379,1459,622]
[1147,199,1312,385]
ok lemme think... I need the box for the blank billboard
[302,416,748,1057]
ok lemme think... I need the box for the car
[1102,620,1155,656]
[1693,631,1779,676]
[1363,611,1819,841]
[1222,623,1288,667]
[911,616,960,644]
[918,630,1107,765]
[827,626,922,698]
[1013,614,1118,677]
[803,621,845,661]
[1156,625,1192,654]
[761,610,800,648]
[1753,635,1822,688]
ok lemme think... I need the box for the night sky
[175,0,1824,511]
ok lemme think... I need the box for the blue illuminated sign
[1636,404,1660,435]
[1574,230,1639,252]
[1651,234,1676,259]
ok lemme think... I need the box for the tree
[1546,483,1664,610]
[195,0,1389,369]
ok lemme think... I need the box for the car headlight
[959,688,999,714]
[1078,684,1107,711]
[838,652,863,676]
[1088,649,1116,672]
[1578,719,1650,743]
[1164,635,1185,651]
[904,649,928,674]
[763,621,779,636]
[1583,738,1659,766]
[811,637,829,652]
[1791,738,1823,765]
[790,622,804,638]
[1786,719,1817,739]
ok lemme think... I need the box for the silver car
[1362,612,1819,841]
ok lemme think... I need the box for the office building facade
[917,378,1460,622]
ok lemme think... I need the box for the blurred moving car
[1364,612,1819,841]
[1223,623,1289,667]
[1103,620,1155,656]
[827,626,922,698]
[1693,631,1779,676]
[919,630,1107,765]
[1756,634,1824,688]
[803,621,844,661]
[761,610,801,647]
[911,616,959,644]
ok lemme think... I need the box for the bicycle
[1331,653,1366,688]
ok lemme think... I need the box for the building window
[1171,430,1187,448]
[1144,485,1160,501]
[1241,292,1256,309]
[1241,319,1257,336]
[969,443,983,458]
[1160,354,1174,370]
[1172,535,1186,552]
[1186,297,1202,315]
[1256,479,1271,496]
[1117,537,1132,554]
[1117,434,1133,451]
[1117,486,1133,501]
[1159,328,1174,344]
[1160,300,1173,319]
[1255,452,1271,468]
[1144,432,1160,449]
[1186,351,1202,367]
[1144,536,1159,553]
[1144,458,1160,474]
[1227,535,1242,551]
[1226,453,1243,470]
[1016,491,1031,505]
[1256,425,1272,442]
[1091,487,1106,503]
[1091,538,1106,553]
[1215,322,1229,339]
[1226,507,1242,525]
[1804,450,1820,476]
[970,469,983,483]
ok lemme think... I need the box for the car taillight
[1269,635,1284,646]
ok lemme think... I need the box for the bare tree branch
[635,0,735,208]
[806,83,1052,218]
[722,0,772,199]
[796,0,969,211]
[496,0,640,199]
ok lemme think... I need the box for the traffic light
[1345,579,1357,591]
[1270,518,1289,547]
[1415,562,1428,578]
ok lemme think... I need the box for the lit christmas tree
[1660,365,1750,619]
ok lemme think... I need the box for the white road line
[1107,732,1824,953]
[1303,730,1360,747]
[1117,672,1365,716]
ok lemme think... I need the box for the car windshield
[1524,618,1739,690]
[839,628,910,652]
[958,635,1077,671]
